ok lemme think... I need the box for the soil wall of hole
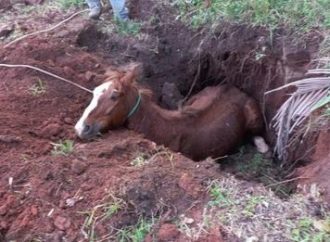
[76,1,325,163]
[79,0,327,197]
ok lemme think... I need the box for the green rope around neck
[127,93,142,118]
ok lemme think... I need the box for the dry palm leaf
[265,70,330,160]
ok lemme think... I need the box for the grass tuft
[58,0,85,9]
[117,217,153,242]
[115,20,142,37]
[51,139,74,156]
[80,192,126,241]
[173,0,330,31]
[203,176,330,241]
[208,182,234,207]
[29,78,46,96]
[291,217,330,242]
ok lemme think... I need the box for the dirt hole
[74,20,307,197]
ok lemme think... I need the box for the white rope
[4,9,89,48]
[0,64,93,93]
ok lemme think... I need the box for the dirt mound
[0,18,227,241]
[296,130,330,201]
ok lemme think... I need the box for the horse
[75,63,269,161]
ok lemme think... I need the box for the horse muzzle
[75,122,100,140]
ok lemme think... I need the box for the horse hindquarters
[243,98,264,135]
[186,106,246,160]
[243,98,270,154]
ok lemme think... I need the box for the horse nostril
[83,125,91,133]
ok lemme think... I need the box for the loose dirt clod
[54,216,71,231]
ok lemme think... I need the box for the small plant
[102,201,123,220]
[81,193,125,241]
[291,217,330,242]
[130,153,149,167]
[208,183,234,207]
[29,79,46,96]
[51,139,74,156]
[117,217,153,242]
[235,153,272,177]
[115,20,141,37]
[58,0,85,8]
[243,153,263,174]
[242,196,265,217]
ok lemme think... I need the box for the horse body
[127,85,262,160]
[75,63,268,161]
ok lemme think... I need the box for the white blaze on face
[75,82,112,137]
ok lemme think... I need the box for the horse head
[75,63,141,139]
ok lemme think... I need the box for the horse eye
[110,90,120,100]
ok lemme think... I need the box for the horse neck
[127,94,183,142]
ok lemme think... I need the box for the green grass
[208,183,234,207]
[242,195,265,217]
[203,177,330,241]
[58,0,85,8]
[115,20,142,37]
[29,79,46,96]
[173,0,330,31]
[237,153,272,176]
[117,217,153,242]
[291,217,330,242]
[51,139,74,156]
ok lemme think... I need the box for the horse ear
[121,63,142,85]
[102,66,123,83]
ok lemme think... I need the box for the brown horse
[75,63,269,160]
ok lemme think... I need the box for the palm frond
[266,69,330,161]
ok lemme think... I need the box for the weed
[203,177,330,241]
[173,0,330,31]
[58,0,85,8]
[117,217,153,242]
[130,153,149,167]
[115,20,141,37]
[29,79,46,96]
[103,202,122,219]
[291,217,330,242]
[237,153,271,176]
[81,193,126,241]
[51,140,74,156]
[207,182,234,207]
[242,196,265,217]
